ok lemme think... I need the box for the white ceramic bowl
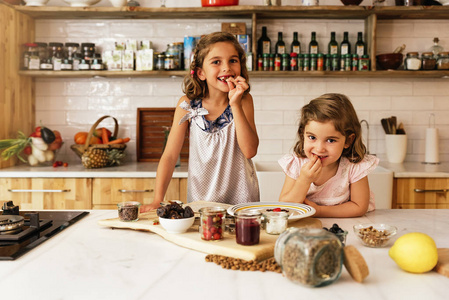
[159,216,195,234]
[63,0,101,7]
[436,0,449,5]
[24,0,49,6]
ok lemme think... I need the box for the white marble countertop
[0,209,447,300]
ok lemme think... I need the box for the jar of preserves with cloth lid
[437,52,449,70]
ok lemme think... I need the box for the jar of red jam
[199,207,226,241]
[235,210,262,246]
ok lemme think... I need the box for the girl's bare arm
[231,93,259,158]
[305,176,370,218]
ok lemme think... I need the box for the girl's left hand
[226,76,248,106]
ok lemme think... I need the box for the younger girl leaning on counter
[278,93,379,218]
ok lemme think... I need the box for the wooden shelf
[13,5,449,21]
[18,70,449,79]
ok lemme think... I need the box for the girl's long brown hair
[182,32,250,100]
[293,93,366,163]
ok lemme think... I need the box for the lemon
[389,232,438,273]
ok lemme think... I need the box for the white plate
[227,202,316,220]
[63,0,101,7]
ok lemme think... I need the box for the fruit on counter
[73,130,130,145]
[389,232,438,273]
[81,148,109,168]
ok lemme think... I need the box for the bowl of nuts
[353,223,397,248]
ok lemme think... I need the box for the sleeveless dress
[179,99,260,205]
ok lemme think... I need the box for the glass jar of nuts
[274,228,343,287]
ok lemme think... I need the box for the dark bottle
[328,32,338,55]
[275,32,286,54]
[309,31,319,54]
[355,32,366,56]
[340,31,351,56]
[258,26,271,55]
[291,31,301,54]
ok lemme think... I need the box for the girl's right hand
[299,155,322,184]
[140,202,161,213]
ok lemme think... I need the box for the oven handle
[7,189,71,193]
[118,189,153,193]
[414,188,448,193]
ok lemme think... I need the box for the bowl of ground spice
[117,201,141,222]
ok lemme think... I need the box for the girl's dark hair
[293,93,366,163]
[182,32,250,100]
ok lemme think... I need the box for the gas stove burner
[0,215,25,233]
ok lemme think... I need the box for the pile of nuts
[357,226,390,247]
[205,255,281,273]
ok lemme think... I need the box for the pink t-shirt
[278,154,379,212]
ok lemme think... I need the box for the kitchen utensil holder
[385,134,407,163]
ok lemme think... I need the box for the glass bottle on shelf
[340,32,351,71]
[328,32,338,55]
[275,32,286,54]
[429,37,444,59]
[355,32,366,56]
[291,32,301,54]
[309,31,319,54]
[258,26,271,55]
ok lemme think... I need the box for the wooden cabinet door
[0,178,92,210]
[92,178,186,209]
[393,178,449,209]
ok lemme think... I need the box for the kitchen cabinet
[5,4,449,79]
[92,178,187,209]
[0,178,92,209]
[393,178,449,209]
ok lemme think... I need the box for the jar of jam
[405,52,421,70]
[81,43,95,60]
[274,228,343,287]
[199,207,226,241]
[235,210,262,246]
[437,52,449,70]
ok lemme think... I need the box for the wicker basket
[71,115,127,168]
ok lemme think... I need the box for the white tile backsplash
[33,1,449,163]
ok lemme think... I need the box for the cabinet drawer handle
[118,189,153,193]
[414,189,448,193]
[8,189,71,193]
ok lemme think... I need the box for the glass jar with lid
[437,52,449,70]
[49,42,64,70]
[274,228,343,287]
[421,52,436,70]
[166,43,179,70]
[405,52,421,70]
[22,43,40,70]
[65,42,79,59]
[263,211,288,235]
[81,43,96,60]
[155,53,165,70]
[35,42,48,62]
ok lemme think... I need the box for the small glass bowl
[117,201,141,222]
[333,230,348,246]
[353,223,397,248]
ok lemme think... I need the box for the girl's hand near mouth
[226,76,248,107]
[299,154,322,184]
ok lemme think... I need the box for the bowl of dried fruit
[353,223,397,248]
[157,202,195,234]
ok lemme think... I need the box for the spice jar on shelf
[421,52,436,70]
[437,52,449,70]
[274,228,343,287]
[405,52,421,70]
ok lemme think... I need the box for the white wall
[34,0,449,163]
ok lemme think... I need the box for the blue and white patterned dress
[179,99,260,205]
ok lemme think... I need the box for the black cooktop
[0,209,89,261]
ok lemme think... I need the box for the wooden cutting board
[98,206,321,262]
[435,248,449,278]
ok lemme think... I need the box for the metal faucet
[360,119,371,155]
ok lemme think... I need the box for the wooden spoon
[381,118,391,134]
